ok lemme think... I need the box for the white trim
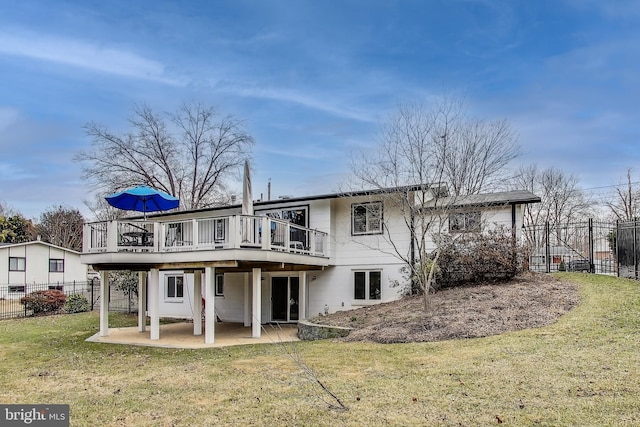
[352,269,382,302]
[252,268,261,338]
[204,267,215,344]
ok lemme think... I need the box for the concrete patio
[86,322,299,349]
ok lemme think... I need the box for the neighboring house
[529,237,615,274]
[81,186,540,344]
[0,240,88,299]
[528,244,592,272]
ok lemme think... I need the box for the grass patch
[0,274,639,426]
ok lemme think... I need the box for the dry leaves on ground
[311,273,579,343]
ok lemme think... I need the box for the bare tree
[605,168,640,222]
[512,165,591,247]
[349,97,520,312]
[0,201,16,217]
[36,205,84,251]
[83,194,134,222]
[76,102,254,210]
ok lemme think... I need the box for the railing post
[284,222,291,252]
[192,218,198,247]
[152,221,160,252]
[107,221,118,252]
[310,231,316,255]
[229,216,239,249]
[83,223,90,252]
[262,217,270,250]
[159,222,166,251]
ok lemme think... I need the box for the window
[352,202,383,235]
[354,271,381,301]
[49,259,64,272]
[449,211,481,233]
[215,274,224,296]
[9,257,25,271]
[259,206,308,227]
[8,285,26,293]
[166,275,184,299]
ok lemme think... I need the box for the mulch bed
[309,273,579,343]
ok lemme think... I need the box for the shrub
[110,270,138,297]
[20,290,66,314]
[64,294,91,313]
[437,227,527,287]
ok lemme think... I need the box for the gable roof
[0,240,81,254]
[421,190,541,210]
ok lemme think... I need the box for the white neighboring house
[0,240,88,299]
[81,186,540,345]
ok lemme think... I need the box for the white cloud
[0,31,185,85]
[217,81,378,123]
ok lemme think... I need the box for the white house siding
[305,265,406,317]
[101,191,534,322]
[307,196,411,315]
[0,242,87,299]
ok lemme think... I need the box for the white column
[193,270,202,336]
[149,269,160,340]
[138,271,147,332]
[204,267,216,344]
[252,268,261,338]
[99,270,109,336]
[243,272,251,327]
[299,271,307,320]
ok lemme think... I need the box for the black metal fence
[615,220,640,279]
[0,280,138,320]
[524,219,617,275]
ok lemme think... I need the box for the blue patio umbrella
[105,186,179,219]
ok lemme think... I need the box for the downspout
[511,203,517,276]
[410,207,416,281]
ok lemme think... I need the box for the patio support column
[243,272,251,327]
[149,268,160,340]
[193,270,203,336]
[252,267,261,338]
[99,270,109,336]
[137,271,147,332]
[204,267,216,344]
[299,271,307,320]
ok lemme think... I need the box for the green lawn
[1,273,639,426]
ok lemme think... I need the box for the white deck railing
[83,215,328,257]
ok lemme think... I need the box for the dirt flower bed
[310,273,579,343]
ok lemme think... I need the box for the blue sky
[1,0,639,219]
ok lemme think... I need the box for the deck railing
[83,215,328,257]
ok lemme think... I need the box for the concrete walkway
[86,322,299,349]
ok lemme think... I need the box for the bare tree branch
[36,205,85,251]
[605,168,640,221]
[75,102,254,210]
[348,96,520,312]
